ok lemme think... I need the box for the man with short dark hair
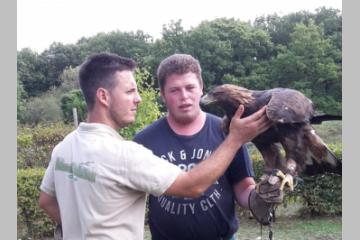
[39,52,272,239]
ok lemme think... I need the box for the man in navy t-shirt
[134,54,280,240]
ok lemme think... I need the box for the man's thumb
[234,105,244,119]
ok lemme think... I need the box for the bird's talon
[271,169,294,191]
[281,174,294,191]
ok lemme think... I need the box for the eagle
[200,84,342,191]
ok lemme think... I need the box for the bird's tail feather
[324,145,339,166]
[310,114,342,124]
[305,128,341,175]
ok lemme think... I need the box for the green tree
[145,20,188,85]
[60,89,87,124]
[76,30,152,66]
[40,43,83,90]
[254,7,341,53]
[17,77,27,123]
[254,11,313,47]
[17,45,81,98]
[185,18,273,90]
[57,66,81,94]
[269,20,341,114]
[17,48,48,97]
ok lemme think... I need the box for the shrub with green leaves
[295,173,342,216]
[17,123,74,168]
[17,168,55,239]
[250,143,342,216]
[22,92,64,126]
[17,146,342,238]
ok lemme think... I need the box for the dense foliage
[17,7,342,125]
[60,89,87,124]
[17,168,54,239]
[17,123,74,168]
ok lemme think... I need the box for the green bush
[17,123,73,168]
[22,93,64,126]
[295,173,342,216]
[17,168,55,239]
[250,143,342,216]
[17,146,342,238]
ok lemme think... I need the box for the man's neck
[167,111,206,136]
[87,110,119,131]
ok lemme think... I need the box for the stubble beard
[170,107,201,125]
[109,104,135,129]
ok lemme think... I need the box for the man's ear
[160,89,166,104]
[200,81,204,96]
[96,88,111,107]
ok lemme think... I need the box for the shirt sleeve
[226,143,255,184]
[116,141,182,196]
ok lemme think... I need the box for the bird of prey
[200,84,341,191]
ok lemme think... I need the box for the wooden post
[72,107,78,127]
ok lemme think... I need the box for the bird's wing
[266,89,314,123]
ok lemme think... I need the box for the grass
[144,202,342,240]
[235,216,341,240]
[144,215,342,240]
[312,121,342,144]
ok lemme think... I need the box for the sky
[17,0,342,53]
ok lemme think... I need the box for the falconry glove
[248,175,284,225]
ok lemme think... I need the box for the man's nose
[180,89,189,99]
[135,93,142,103]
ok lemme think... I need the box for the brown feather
[201,84,341,177]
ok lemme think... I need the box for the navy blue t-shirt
[134,113,254,240]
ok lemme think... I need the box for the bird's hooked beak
[200,93,226,117]
[200,94,216,112]
[200,93,216,106]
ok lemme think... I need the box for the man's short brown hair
[157,54,203,90]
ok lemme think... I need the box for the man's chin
[119,119,136,128]
[174,114,197,125]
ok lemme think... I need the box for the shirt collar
[77,122,124,140]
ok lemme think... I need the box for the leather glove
[248,175,284,225]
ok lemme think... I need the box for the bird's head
[201,84,254,111]
[201,84,255,133]
[201,85,227,106]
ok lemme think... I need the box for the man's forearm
[165,135,243,197]
[39,191,61,224]
[233,179,256,208]
[185,135,242,195]
[45,204,61,224]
